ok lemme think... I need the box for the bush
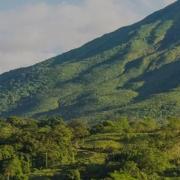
[64,169,81,180]
[109,171,137,180]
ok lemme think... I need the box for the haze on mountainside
[0,0,180,121]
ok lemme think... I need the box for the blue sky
[0,0,176,73]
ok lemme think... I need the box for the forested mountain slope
[0,1,180,120]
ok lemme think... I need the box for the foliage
[0,117,75,179]
[0,116,179,179]
[0,1,180,121]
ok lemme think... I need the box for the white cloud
[0,0,176,74]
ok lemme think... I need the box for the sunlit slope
[0,1,180,120]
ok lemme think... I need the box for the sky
[0,0,176,74]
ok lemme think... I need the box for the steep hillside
[0,1,180,120]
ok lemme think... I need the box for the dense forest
[0,1,179,180]
[0,1,180,121]
[0,116,179,179]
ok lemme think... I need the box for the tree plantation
[0,116,179,179]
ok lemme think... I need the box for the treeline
[0,116,89,179]
[93,118,180,179]
[0,116,179,179]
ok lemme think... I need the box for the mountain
[0,1,180,121]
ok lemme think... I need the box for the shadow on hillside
[132,60,180,101]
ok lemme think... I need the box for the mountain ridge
[0,1,180,121]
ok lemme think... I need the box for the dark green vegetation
[0,1,180,121]
[0,116,179,179]
[0,1,180,180]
